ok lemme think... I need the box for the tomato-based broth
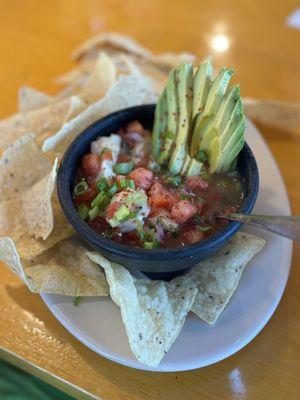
[73,121,244,248]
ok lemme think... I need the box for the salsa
[73,121,244,248]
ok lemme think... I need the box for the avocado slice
[200,85,240,151]
[168,63,194,175]
[186,158,203,176]
[208,118,244,173]
[152,88,167,159]
[157,68,179,165]
[192,60,213,119]
[220,126,245,172]
[190,68,234,157]
[181,154,192,175]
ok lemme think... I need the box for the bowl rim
[57,104,259,261]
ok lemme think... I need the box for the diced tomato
[101,151,112,162]
[186,176,209,190]
[106,201,122,220]
[126,121,144,134]
[128,168,153,190]
[74,183,98,206]
[171,200,197,223]
[82,153,101,177]
[181,229,204,244]
[149,182,178,210]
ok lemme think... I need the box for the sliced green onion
[197,225,212,232]
[96,177,108,192]
[120,178,128,189]
[164,175,181,186]
[196,150,208,163]
[128,211,138,219]
[145,228,155,241]
[74,179,88,196]
[115,205,130,222]
[126,179,135,190]
[113,161,135,174]
[136,220,146,242]
[91,192,105,208]
[74,296,82,306]
[77,203,89,220]
[88,206,99,220]
[193,215,205,224]
[107,182,118,197]
[143,241,160,249]
[144,241,155,249]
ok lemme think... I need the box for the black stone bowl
[57,104,259,280]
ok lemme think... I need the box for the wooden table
[0,1,299,399]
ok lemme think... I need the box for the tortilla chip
[63,95,86,122]
[42,74,157,155]
[80,52,117,104]
[0,159,57,240]
[0,237,108,296]
[87,252,197,367]
[22,158,58,239]
[0,96,86,150]
[244,98,300,130]
[72,32,151,61]
[188,232,266,324]
[0,133,51,201]
[18,86,53,112]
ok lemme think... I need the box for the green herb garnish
[74,179,88,196]
[74,296,82,306]
[113,161,135,174]
[196,149,208,163]
[77,203,89,220]
[96,177,108,192]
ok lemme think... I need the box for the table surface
[0,1,300,399]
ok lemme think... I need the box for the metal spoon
[217,214,300,242]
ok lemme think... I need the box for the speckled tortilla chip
[0,133,51,201]
[0,158,58,241]
[42,74,157,155]
[0,96,86,150]
[18,86,53,112]
[72,32,151,61]
[188,232,266,324]
[80,52,117,104]
[0,237,108,296]
[87,252,197,368]
[22,158,58,239]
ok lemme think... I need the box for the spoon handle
[218,214,300,242]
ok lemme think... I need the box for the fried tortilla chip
[0,96,86,150]
[42,74,157,155]
[72,31,151,61]
[0,237,108,296]
[87,252,197,367]
[80,52,117,104]
[18,86,53,112]
[0,133,51,201]
[0,158,58,240]
[188,232,266,324]
[22,158,58,239]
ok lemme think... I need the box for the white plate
[41,119,292,372]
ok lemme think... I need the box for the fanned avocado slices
[152,61,245,176]
[168,63,194,175]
